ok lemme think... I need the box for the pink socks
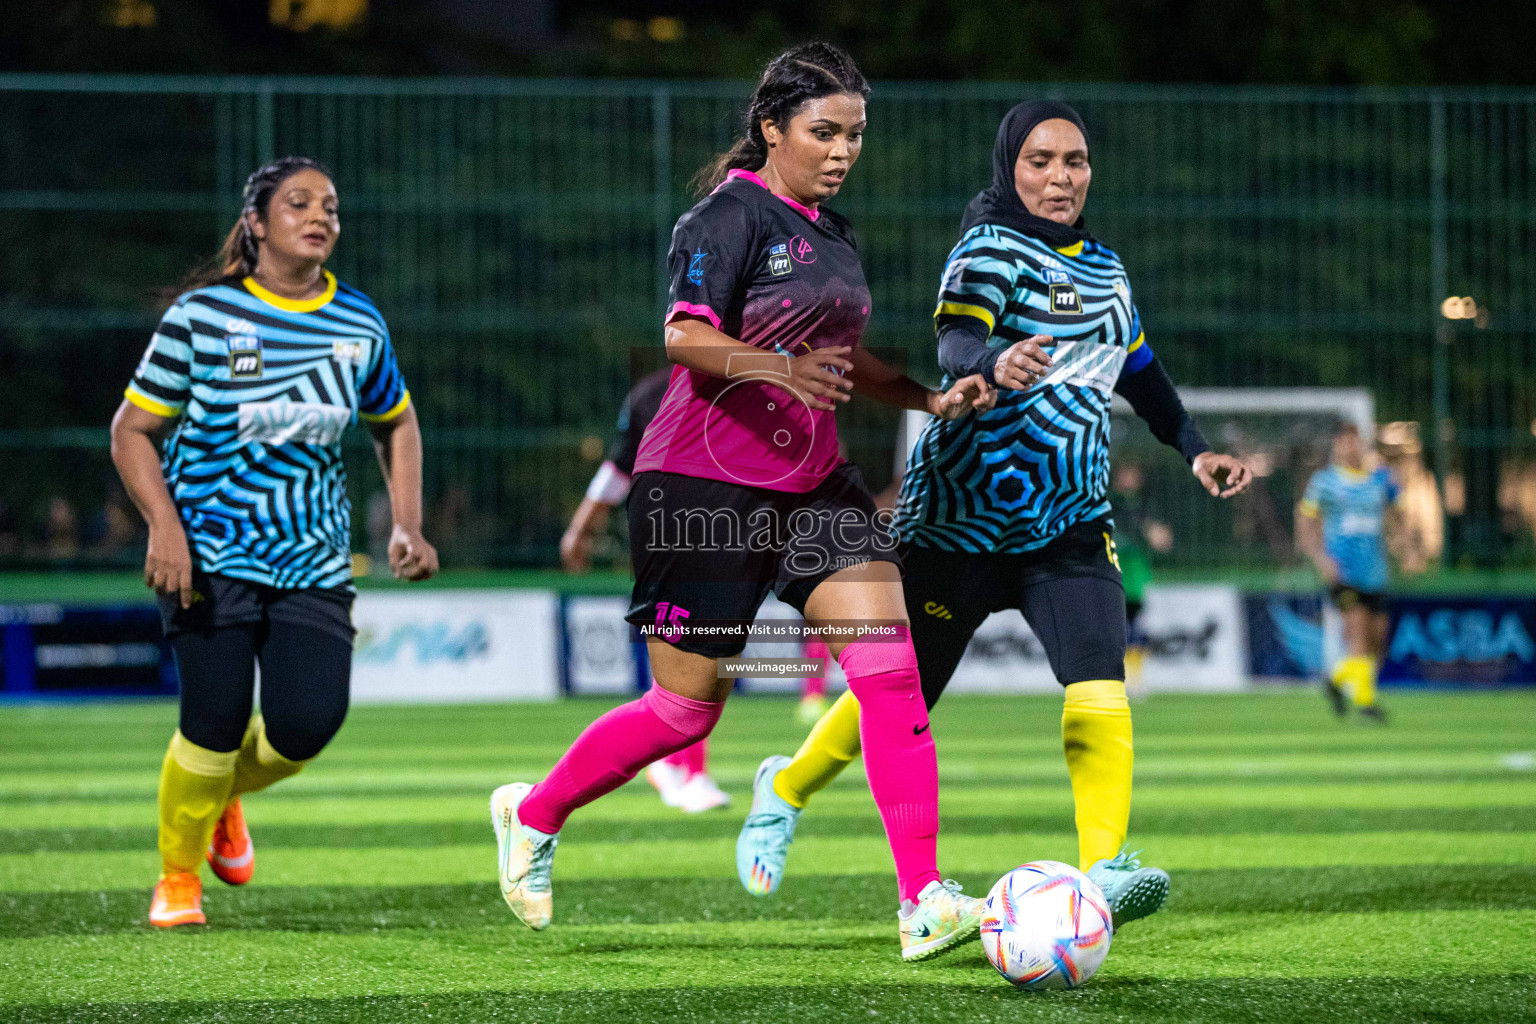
[802,637,829,699]
[519,685,724,834]
[661,738,708,778]
[839,630,941,903]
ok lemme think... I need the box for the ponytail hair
[691,42,870,197]
[176,156,333,294]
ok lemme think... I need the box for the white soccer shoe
[644,760,688,808]
[899,879,985,961]
[677,772,731,814]
[490,782,559,930]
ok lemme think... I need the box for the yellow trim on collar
[1054,240,1085,257]
[1128,332,1146,353]
[934,301,996,333]
[243,270,337,313]
[124,386,181,419]
[1297,499,1320,517]
[359,390,411,423]
[1335,464,1370,481]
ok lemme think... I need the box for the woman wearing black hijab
[737,101,1252,934]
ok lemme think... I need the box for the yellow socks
[1331,656,1378,707]
[231,716,309,796]
[1061,679,1133,872]
[158,731,237,877]
[772,689,863,808]
[1346,655,1378,707]
[1124,645,1147,699]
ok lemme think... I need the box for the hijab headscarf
[959,99,1090,248]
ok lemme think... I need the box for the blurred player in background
[1298,420,1398,722]
[1109,462,1173,698]
[736,100,1253,931]
[562,367,731,813]
[493,43,997,961]
[110,157,437,927]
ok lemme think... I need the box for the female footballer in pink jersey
[491,42,995,961]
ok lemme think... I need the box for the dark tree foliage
[4,0,1534,85]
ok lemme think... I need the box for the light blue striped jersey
[896,225,1152,552]
[1299,464,1398,591]
[125,272,410,589]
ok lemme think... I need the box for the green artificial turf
[3,567,1534,605]
[1,693,1534,1022]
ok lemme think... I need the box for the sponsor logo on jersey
[768,242,792,277]
[1044,269,1072,284]
[225,317,258,337]
[789,235,816,264]
[236,401,349,446]
[1048,282,1082,314]
[332,339,366,366]
[228,335,263,378]
[688,249,709,285]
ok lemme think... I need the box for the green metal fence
[2,76,1533,571]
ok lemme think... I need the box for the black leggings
[172,621,352,761]
[902,533,1128,709]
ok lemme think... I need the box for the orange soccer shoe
[149,872,206,927]
[207,798,255,886]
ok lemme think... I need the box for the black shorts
[625,465,901,658]
[158,571,356,646]
[1330,584,1387,614]
[902,518,1127,703]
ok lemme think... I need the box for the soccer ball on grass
[980,860,1112,990]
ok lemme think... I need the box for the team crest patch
[228,335,263,378]
[332,340,366,366]
[768,243,792,277]
[1048,282,1082,314]
[688,249,709,285]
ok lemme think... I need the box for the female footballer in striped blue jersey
[110,157,439,927]
[738,101,1254,932]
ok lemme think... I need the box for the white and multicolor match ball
[980,860,1113,990]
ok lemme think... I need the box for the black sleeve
[1114,356,1211,464]
[935,313,998,385]
[605,369,671,475]
[664,194,757,331]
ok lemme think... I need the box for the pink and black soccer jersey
[633,169,873,493]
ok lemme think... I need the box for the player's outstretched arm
[368,403,439,581]
[1115,356,1250,498]
[561,497,611,573]
[1192,452,1253,499]
[845,346,995,419]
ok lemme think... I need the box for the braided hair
[179,156,333,292]
[691,42,869,197]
